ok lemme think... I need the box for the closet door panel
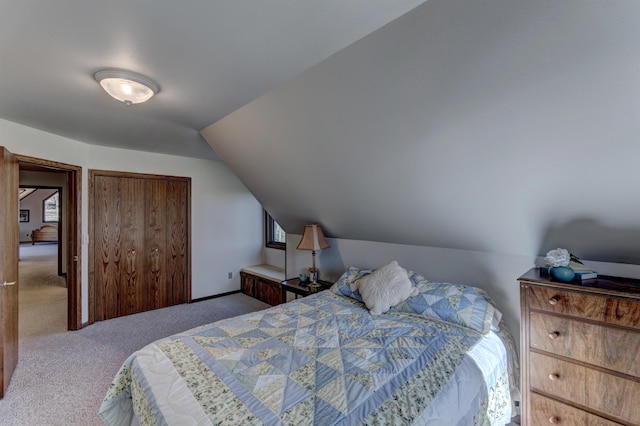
[166,180,188,306]
[94,176,122,321]
[94,176,146,320]
[120,178,146,316]
[91,170,190,322]
[145,180,168,310]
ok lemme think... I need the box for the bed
[31,224,58,244]
[99,263,519,425]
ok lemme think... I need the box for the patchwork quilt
[99,291,515,425]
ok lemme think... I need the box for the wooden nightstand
[281,278,333,303]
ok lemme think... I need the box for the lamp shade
[296,225,330,251]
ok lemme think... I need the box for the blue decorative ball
[550,266,575,282]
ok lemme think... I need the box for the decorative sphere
[550,266,575,282]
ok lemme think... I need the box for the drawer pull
[548,373,560,381]
[548,297,559,305]
[548,331,560,339]
[549,416,560,424]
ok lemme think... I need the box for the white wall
[264,247,285,269]
[1,118,263,323]
[202,1,640,352]
[203,1,640,264]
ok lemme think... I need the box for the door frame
[16,154,82,330]
[0,147,19,397]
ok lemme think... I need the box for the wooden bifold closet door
[92,171,190,322]
[95,176,146,319]
[145,179,188,310]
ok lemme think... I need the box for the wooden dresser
[519,268,640,426]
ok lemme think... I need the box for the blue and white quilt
[99,291,517,425]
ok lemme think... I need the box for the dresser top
[519,267,640,299]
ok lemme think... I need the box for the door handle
[0,281,16,288]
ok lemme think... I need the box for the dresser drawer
[529,286,640,331]
[530,393,622,426]
[530,352,640,424]
[530,352,586,403]
[530,311,640,378]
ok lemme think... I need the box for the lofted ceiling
[202,0,640,264]
[0,0,426,160]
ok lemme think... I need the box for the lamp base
[308,268,318,283]
[308,282,322,293]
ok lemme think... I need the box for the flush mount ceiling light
[93,69,159,105]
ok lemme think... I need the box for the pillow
[329,266,373,302]
[391,271,502,334]
[355,261,419,315]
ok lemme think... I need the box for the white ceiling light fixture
[93,69,159,105]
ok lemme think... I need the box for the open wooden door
[0,146,19,398]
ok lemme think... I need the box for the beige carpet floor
[0,243,270,425]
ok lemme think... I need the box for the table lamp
[296,224,330,286]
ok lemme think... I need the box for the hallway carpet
[0,244,270,425]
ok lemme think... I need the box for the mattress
[99,290,518,425]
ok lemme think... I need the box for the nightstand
[281,278,333,303]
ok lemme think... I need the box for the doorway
[18,242,67,337]
[19,186,63,275]
[16,155,81,330]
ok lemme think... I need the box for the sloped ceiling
[0,0,426,160]
[202,0,640,263]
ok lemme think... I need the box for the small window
[43,191,60,222]
[265,211,285,250]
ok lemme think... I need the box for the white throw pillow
[356,261,418,315]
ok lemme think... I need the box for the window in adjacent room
[43,191,60,222]
[265,211,285,250]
